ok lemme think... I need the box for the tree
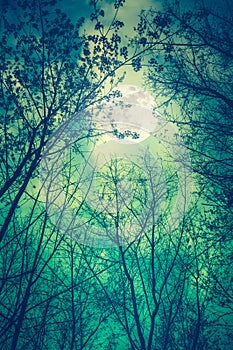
[0,0,147,348]
[134,0,233,217]
[133,0,233,348]
[73,117,197,350]
[1,0,232,348]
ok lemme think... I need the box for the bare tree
[0,0,150,348]
[132,1,233,348]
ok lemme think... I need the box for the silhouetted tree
[133,0,233,348]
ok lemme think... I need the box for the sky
[61,0,232,21]
[3,0,230,87]
[3,0,231,108]
[56,0,231,88]
[60,0,162,87]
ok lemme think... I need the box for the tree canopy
[0,0,232,349]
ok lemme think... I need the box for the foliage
[0,0,232,349]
